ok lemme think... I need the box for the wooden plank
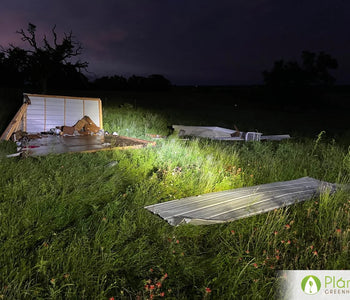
[64,98,66,126]
[98,98,103,129]
[0,102,29,140]
[25,93,101,102]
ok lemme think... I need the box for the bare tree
[1,23,88,92]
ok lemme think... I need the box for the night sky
[1,0,349,85]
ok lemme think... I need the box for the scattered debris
[62,126,75,135]
[6,152,22,158]
[2,93,155,157]
[172,125,290,141]
[145,177,337,226]
[6,134,155,157]
[73,116,100,134]
[0,97,31,141]
[260,135,291,141]
[146,133,167,139]
[105,161,118,168]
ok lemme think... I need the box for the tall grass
[0,98,349,299]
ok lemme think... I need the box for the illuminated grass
[0,104,349,299]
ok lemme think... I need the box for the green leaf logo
[301,275,321,295]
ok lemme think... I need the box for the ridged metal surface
[145,177,336,226]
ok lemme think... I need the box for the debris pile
[146,133,167,139]
[9,115,104,154]
[62,116,101,136]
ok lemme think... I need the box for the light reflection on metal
[145,177,336,226]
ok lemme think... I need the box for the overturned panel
[172,125,290,142]
[145,177,336,226]
[172,125,263,141]
[173,125,238,138]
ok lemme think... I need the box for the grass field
[0,89,349,299]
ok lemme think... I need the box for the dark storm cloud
[1,0,349,84]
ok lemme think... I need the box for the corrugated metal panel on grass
[145,177,337,226]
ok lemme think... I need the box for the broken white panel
[65,99,84,126]
[245,132,262,141]
[173,125,262,141]
[84,100,100,127]
[26,96,45,133]
[212,132,262,141]
[260,135,291,141]
[173,125,239,138]
[45,97,64,130]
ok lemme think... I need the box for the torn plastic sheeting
[145,177,337,226]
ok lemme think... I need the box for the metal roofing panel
[145,177,337,226]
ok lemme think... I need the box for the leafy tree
[127,74,171,91]
[146,74,171,90]
[0,23,88,92]
[0,47,28,88]
[93,74,171,91]
[93,75,128,90]
[262,51,338,109]
[263,51,338,87]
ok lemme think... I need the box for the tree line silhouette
[0,23,339,98]
[261,51,338,109]
[263,51,338,87]
[0,23,172,92]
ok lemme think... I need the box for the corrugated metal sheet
[145,177,337,226]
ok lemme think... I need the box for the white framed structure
[1,93,103,140]
[25,94,103,133]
